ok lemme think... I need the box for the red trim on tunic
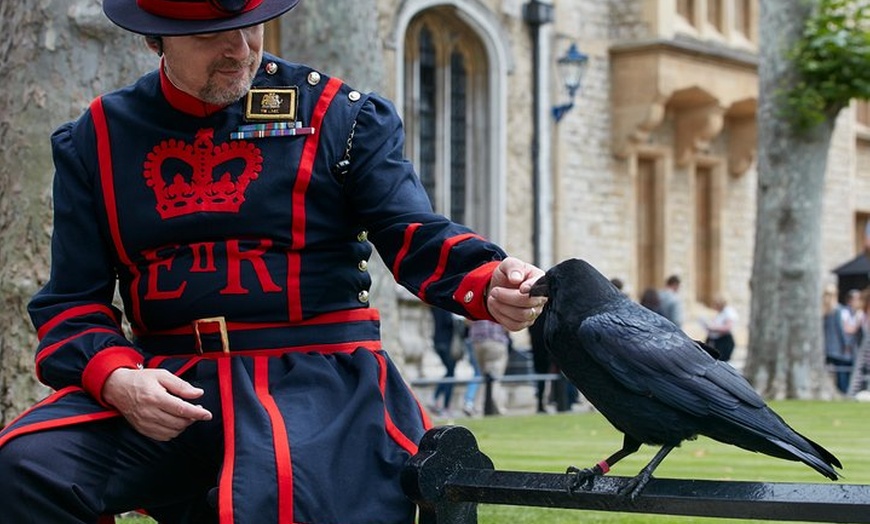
[0,411,119,449]
[286,77,344,322]
[392,223,422,279]
[145,355,204,374]
[148,341,382,364]
[418,233,483,301]
[37,304,120,341]
[254,357,294,523]
[35,327,120,383]
[135,308,380,337]
[0,386,119,447]
[217,358,237,524]
[453,261,500,321]
[159,63,226,117]
[90,97,146,329]
[373,351,418,455]
[81,347,146,404]
[0,386,86,438]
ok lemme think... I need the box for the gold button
[349,91,361,102]
[464,291,474,304]
[358,290,370,303]
[307,71,321,86]
[357,230,369,242]
[358,260,369,272]
[265,62,278,75]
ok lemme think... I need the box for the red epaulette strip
[90,97,146,329]
[286,76,344,322]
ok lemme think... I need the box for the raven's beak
[529,275,549,297]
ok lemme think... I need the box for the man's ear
[144,35,164,56]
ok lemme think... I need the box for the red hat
[103,0,300,36]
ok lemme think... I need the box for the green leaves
[787,0,870,131]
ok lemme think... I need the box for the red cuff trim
[454,261,501,321]
[82,346,145,406]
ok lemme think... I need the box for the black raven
[529,258,841,497]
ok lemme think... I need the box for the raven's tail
[770,433,842,480]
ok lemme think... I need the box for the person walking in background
[658,274,683,327]
[529,318,551,413]
[610,277,627,296]
[430,306,459,416]
[703,294,738,362]
[640,287,664,317]
[847,288,870,396]
[469,319,511,416]
[841,289,865,365]
[460,319,481,416]
[823,284,851,393]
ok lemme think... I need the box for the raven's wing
[578,307,765,418]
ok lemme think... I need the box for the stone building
[264,0,870,365]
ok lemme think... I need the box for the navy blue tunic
[0,53,506,523]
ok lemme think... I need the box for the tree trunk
[744,0,835,399]
[0,1,154,424]
[279,0,384,92]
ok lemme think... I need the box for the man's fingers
[168,397,213,421]
[158,372,205,400]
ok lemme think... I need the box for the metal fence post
[402,426,494,524]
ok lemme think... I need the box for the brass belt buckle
[192,316,230,355]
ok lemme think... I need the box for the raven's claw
[618,471,653,499]
[565,465,599,492]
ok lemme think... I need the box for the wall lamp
[552,43,589,123]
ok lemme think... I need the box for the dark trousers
[432,343,457,409]
[0,413,222,523]
[707,333,735,362]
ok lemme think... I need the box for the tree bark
[279,0,385,92]
[744,0,835,399]
[0,0,154,424]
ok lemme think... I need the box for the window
[403,9,491,233]
[677,0,695,25]
[636,157,665,293]
[856,213,870,255]
[733,0,754,38]
[672,0,758,46]
[707,0,722,32]
[694,163,723,306]
[857,100,870,127]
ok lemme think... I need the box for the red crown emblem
[143,129,263,219]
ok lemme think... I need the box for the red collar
[159,60,227,117]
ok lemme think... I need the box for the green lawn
[459,400,870,524]
[119,400,870,523]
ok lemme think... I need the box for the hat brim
[103,0,300,36]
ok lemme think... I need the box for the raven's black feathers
[530,258,840,493]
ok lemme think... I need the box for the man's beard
[199,55,259,105]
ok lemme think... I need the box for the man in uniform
[0,1,546,522]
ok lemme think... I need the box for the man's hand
[102,367,213,441]
[486,257,547,331]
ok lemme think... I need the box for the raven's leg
[566,435,641,492]
[619,444,675,499]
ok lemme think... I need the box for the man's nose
[220,29,250,58]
